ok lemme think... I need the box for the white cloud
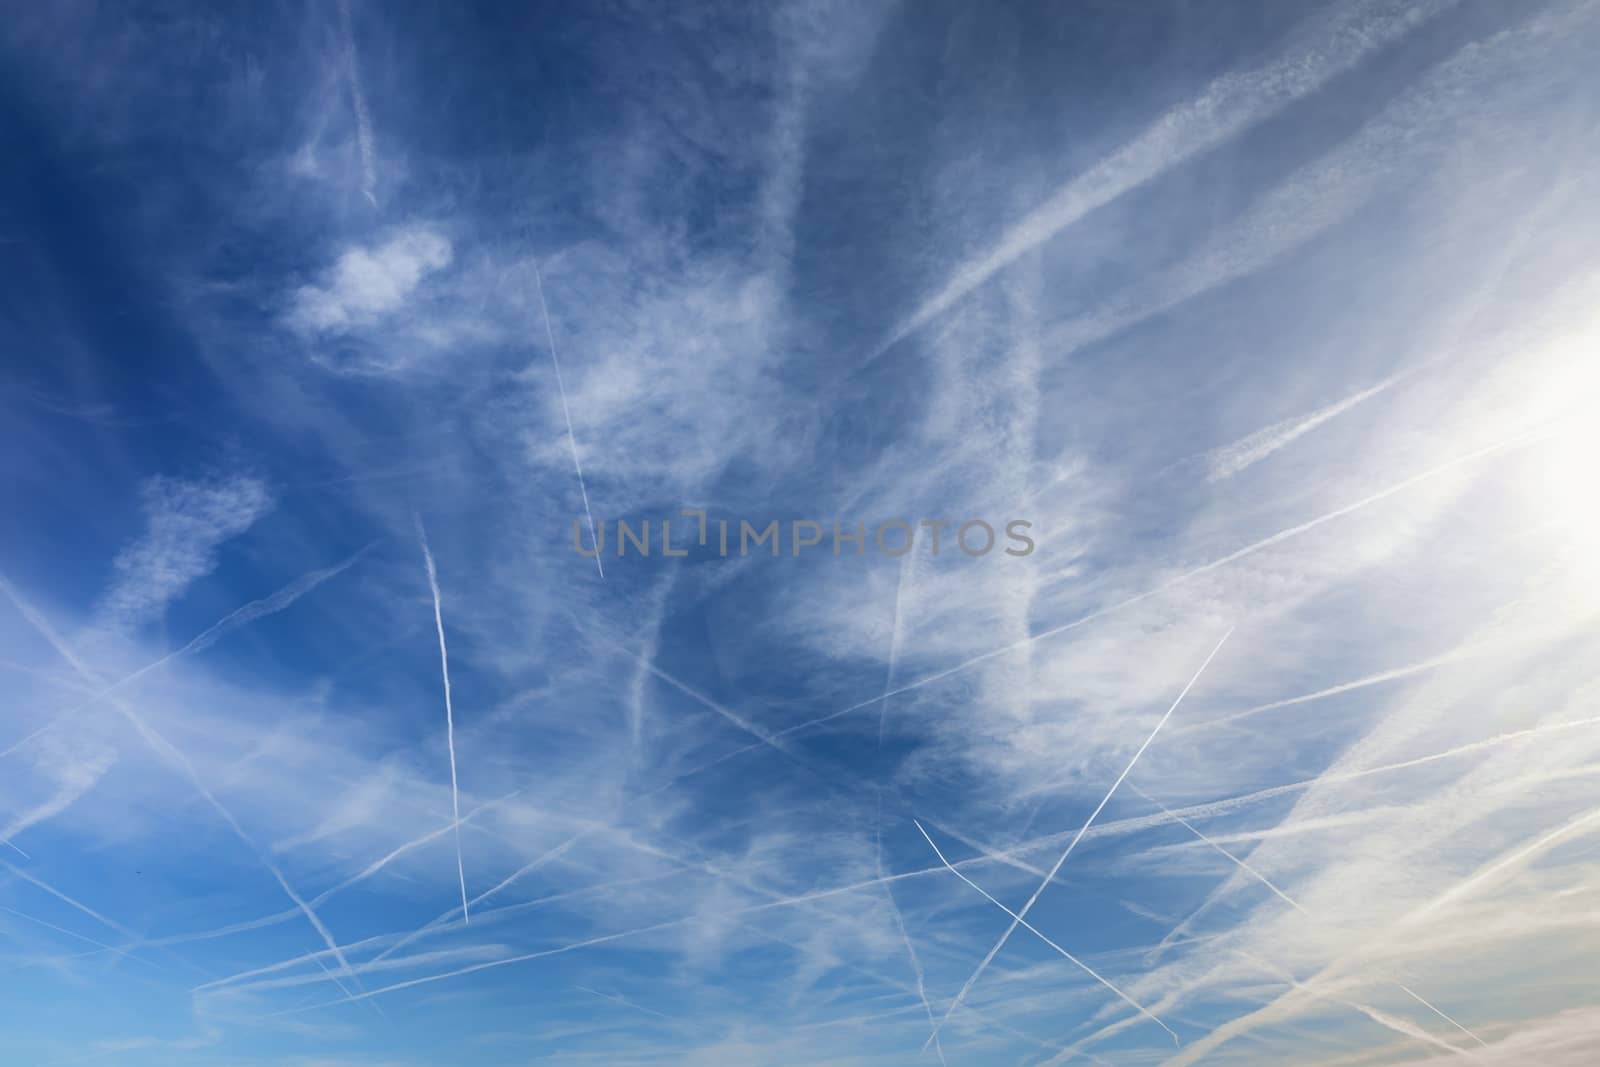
[94,474,273,631]
[288,226,452,335]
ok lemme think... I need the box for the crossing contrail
[922,628,1233,1050]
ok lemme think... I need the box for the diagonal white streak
[1132,785,1489,1050]
[867,0,1458,365]
[1130,785,1307,916]
[532,257,604,578]
[416,516,470,924]
[913,822,1178,1049]
[0,572,389,1015]
[336,0,377,205]
[771,424,1548,744]
[879,550,912,746]
[0,859,142,943]
[877,833,946,1066]
[923,628,1233,1050]
[0,547,371,761]
[575,984,676,1021]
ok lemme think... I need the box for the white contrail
[879,550,913,745]
[582,622,803,764]
[416,516,470,924]
[1129,785,1306,916]
[914,822,1178,1048]
[309,788,522,910]
[575,984,676,1021]
[462,830,587,912]
[216,759,1600,1012]
[0,747,116,844]
[0,859,142,943]
[768,424,1549,744]
[1343,1000,1470,1057]
[592,618,1042,882]
[1163,807,1600,1066]
[1394,986,1490,1051]
[0,576,372,1007]
[207,944,511,997]
[532,258,603,578]
[0,547,371,760]
[867,0,1457,364]
[1177,644,1473,735]
[166,543,376,663]
[876,835,946,1066]
[1204,373,1406,481]
[195,869,681,994]
[1124,717,1600,843]
[119,709,370,1007]
[0,903,148,969]
[200,710,1600,992]
[336,0,377,205]
[1136,785,1491,1052]
[285,916,694,1012]
[923,628,1232,1050]
[366,826,605,968]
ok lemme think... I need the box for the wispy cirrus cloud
[93,475,272,632]
[3,0,1598,1064]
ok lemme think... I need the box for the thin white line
[777,425,1549,744]
[923,627,1233,1050]
[914,822,1177,1048]
[417,516,470,924]
[533,258,604,578]
[1132,785,1488,1049]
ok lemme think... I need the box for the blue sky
[2,1,1599,1064]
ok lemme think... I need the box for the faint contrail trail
[461,830,587,913]
[0,903,151,970]
[1204,373,1407,481]
[1129,785,1304,914]
[365,871,677,981]
[209,944,512,997]
[1132,785,1489,1049]
[914,822,1178,1048]
[177,711,1600,987]
[0,578,371,1007]
[589,617,1045,882]
[771,423,1550,744]
[866,0,1458,366]
[0,748,115,844]
[0,547,373,760]
[336,0,377,205]
[0,859,142,942]
[532,258,604,578]
[1164,808,1600,1067]
[196,870,681,995]
[416,515,470,924]
[309,789,522,910]
[575,984,676,1021]
[288,916,695,1012]
[1393,986,1490,1052]
[923,628,1232,1051]
[1122,716,1600,848]
[876,833,946,1066]
[879,551,913,746]
[1176,645,1473,735]
[115,705,372,1007]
